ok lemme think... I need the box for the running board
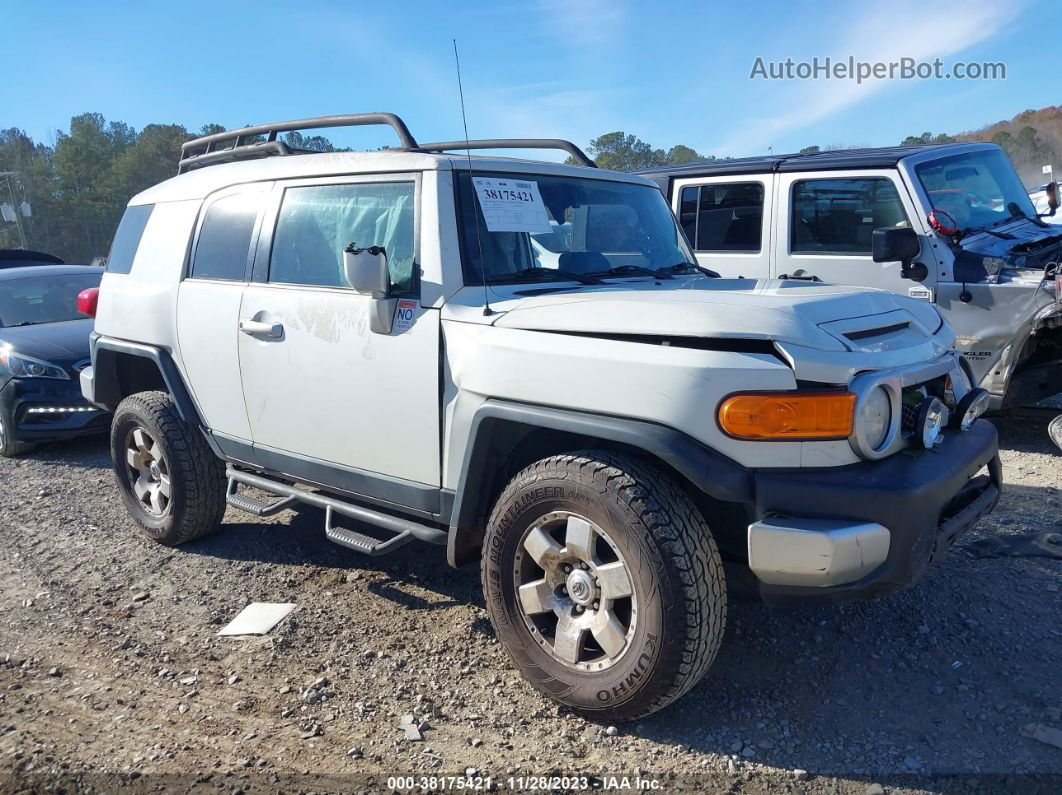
[225,466,447,555]
[226,478,297,517]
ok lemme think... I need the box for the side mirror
[343,244,396,333]
[343,244,390,297]
[1047,181,1059,215]
[872,226,927,282]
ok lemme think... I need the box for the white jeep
[82,113,1001,721]
[641,142,1062,419]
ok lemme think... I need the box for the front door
[236,174,441,496]
[772,171,938,299]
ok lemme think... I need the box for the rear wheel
[0,412,35,458]
[111,391,226,545]
[482,450,726,721]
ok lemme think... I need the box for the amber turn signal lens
[717,392,856,441]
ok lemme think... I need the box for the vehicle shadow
[16,434,111,470]
[183,503,487,616]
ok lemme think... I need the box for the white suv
[82,113,1001,721]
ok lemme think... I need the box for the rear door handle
[239,319,284,338]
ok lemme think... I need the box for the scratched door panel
[237,282,441,486]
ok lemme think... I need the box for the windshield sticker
[472,177,553,235]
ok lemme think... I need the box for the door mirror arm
[344,244,397,333]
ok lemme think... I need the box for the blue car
[0,264,108,456]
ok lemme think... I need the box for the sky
[4,0,1058,160]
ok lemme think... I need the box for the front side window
[269,182,415,293]
[680,182,764,252]
[915,148,1037,232]
[791,178,909,255]
[457,172,692,284]
[0,272,102,327]
[107,204,154,274]
[191,192,263,280]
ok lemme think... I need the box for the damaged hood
[954,218,1062,281]
[492,278,948,354]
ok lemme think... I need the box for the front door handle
[239,319,284,338]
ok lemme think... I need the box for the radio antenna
[453,38,492,316]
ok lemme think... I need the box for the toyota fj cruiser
[641,143,1062,421]
[82,114,1001,721]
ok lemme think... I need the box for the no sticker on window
[472,177,553,235]
[393,299,417,333]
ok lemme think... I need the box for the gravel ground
[0,416,1059,794]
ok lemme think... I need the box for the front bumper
[746,420,1001,605]
[0,376,111,443]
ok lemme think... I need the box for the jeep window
[106,204,153,274]
[791,178,909,255]
[457,172,692,284]
[191,192,264,281]
[0,271,102,327]
[679,183,763,253]
[269,182,415,293]
[915,148,1038,232]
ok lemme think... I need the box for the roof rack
[417,139,596,168]
[176,113,597,173]
[178,113,420,173]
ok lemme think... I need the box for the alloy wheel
[513,511,637,672]
[125,426,172,517]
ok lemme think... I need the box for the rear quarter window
[106,204,154,274]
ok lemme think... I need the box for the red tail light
[77,287,100,318]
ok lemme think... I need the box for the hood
[956,218,1062,279]
[492,278,945,354]
[0,318,94,364]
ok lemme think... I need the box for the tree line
[0,114,343,263]
[3,108,1059,263]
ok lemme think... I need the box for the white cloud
[711,0,1028,155]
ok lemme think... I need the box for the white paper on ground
[217,602,296,636]
[472,176,553,234]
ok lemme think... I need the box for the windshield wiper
[585,265,672,280]
[487,268,602,285]
[657,261,720,278]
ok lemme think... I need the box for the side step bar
[225,467,447,556]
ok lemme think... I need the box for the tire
[482,450,726,722]
[0,411,35,458]
[110,391,226,545]
[1050,414,1062,454]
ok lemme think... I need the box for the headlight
[0,348,69,380]
[916,397,948,448]
[859,386,892,451]
[952,388,990,431]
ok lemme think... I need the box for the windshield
[915,149,1038,232]
[0,272,101,327]
[456,171,694,284]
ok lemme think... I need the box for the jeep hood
[492,278,947,355]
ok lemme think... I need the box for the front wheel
[482,451,726,722]
[111,391,226,545]
[0,411,35,458]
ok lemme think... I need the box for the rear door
[175,183,270,441]
[772,170,937,298]
[671,175,773,278]
[236,173,441,491]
